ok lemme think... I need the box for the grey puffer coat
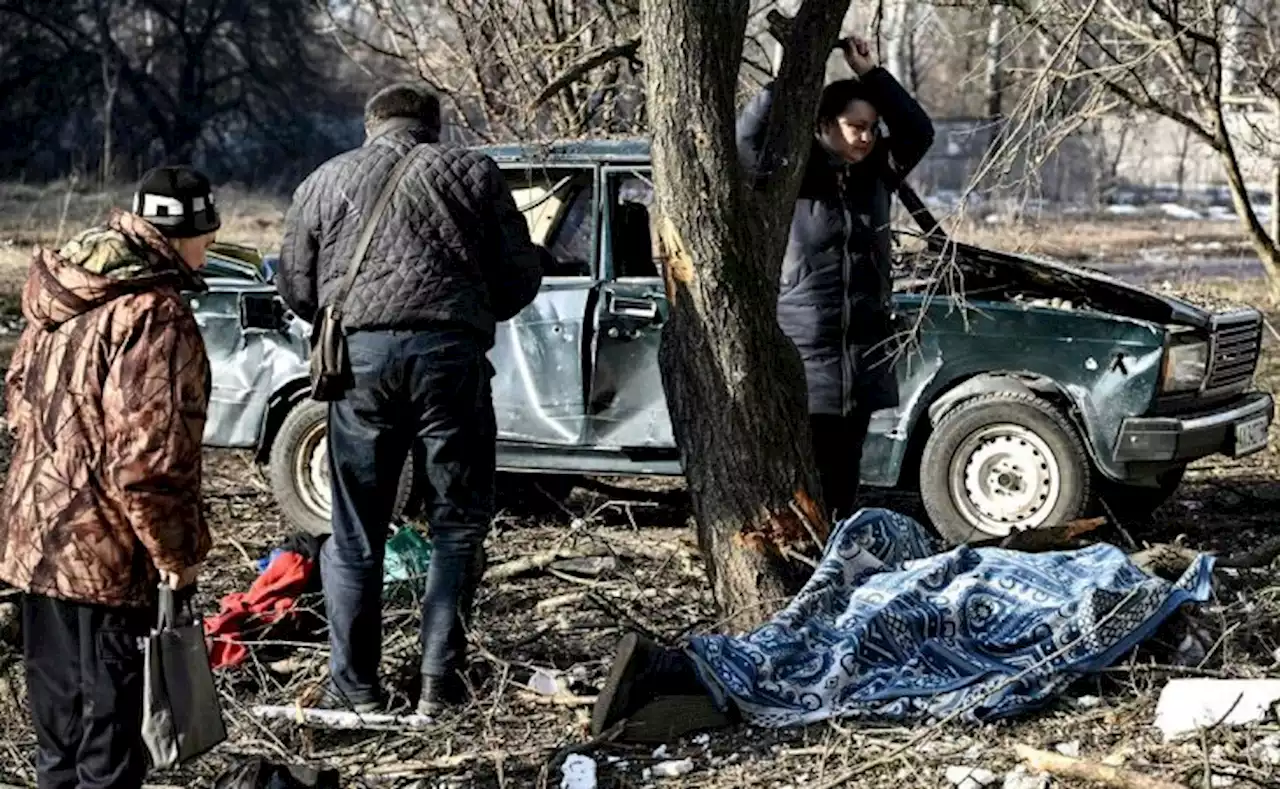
[737,68,934,416]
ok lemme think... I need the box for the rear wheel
[920,392,1092,546]
[268,399,415,536]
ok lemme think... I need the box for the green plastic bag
[384,524,432,597]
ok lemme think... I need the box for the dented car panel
[193,139,1272,537]
[187,271,310,449]
[862,295,1168,486]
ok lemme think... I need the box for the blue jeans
[320,328,495,704]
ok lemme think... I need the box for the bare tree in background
[1008,0,1280,297]
[324,0,644,140]
[639,2,848,627]
[0,0,356,184]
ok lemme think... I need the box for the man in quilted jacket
[0,166,215,787]
[276,83,543,716]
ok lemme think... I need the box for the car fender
[255,377,314,463]
[923,371,1119,481]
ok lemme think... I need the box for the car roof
[476,138,651,165]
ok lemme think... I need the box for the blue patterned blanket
[688,509,1213,727]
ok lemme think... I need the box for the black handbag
[309,145,426,401]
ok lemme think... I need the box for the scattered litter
[1153,679,1280,740]
[1248,734,1280,766]
[1054,741,1080,758]
[1072,695,1101,709]
[528,668,567,696]
[945,765,997,788]
[651,744,669,759]
[559,754,597,789]
[1211,775,1235,788]
[1000,766,1049,789]
[651,759,694,779]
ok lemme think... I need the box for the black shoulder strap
[330,145,425,320]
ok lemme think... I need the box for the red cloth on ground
[205,551,314,670]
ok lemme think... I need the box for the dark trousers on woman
[23,593,152,789]
[810,409,873,522]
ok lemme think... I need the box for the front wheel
[267,399,415,536]
[920,392,1092,546]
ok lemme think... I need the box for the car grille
[1205,312,1263,394]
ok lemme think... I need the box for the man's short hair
[365,83,442,129]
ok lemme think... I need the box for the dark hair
[816,79,872,126]
[365,82,442,129]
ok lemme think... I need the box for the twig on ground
[487,549,603,582]
[1014,744,1190,789]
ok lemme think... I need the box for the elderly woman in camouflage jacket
[0,166,216,789]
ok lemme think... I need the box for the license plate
[1234,415,1269,456]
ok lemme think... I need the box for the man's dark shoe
[591,632,723,738]
[416,672,467,716]
[313,686,383,715]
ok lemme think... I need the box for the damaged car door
[585,168,676,468]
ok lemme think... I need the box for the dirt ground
[0,190,1278,787]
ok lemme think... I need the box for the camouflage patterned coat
[0,211,212,607]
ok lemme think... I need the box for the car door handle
[609,295,659,322]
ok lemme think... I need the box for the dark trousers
[322,328,496,704]
[810,409,873,522]
[23,593,152,789]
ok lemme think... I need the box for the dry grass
[952,217,1254,262]
[0,181,286,283]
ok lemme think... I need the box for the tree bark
[639,0,846,630]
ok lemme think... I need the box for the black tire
[267,399,415,536]
[1096,465,1187,523]
[920,392,1092,546]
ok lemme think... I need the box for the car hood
[928,236,1214,329]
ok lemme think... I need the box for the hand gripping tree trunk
[639,0,849,630]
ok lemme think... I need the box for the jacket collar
[364,118,439,147]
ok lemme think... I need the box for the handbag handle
[156,584,196,632]
[329,144,428,323]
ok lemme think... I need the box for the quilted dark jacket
[276,122,543,343]
[737,69,933,416]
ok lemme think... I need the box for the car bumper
[1114,391,1274,463]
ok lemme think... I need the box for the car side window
[503,166,596,278]
[608,172,661,279]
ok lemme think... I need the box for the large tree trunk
[639,0,848,630]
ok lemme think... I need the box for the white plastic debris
[651,744,669,759]
[945,765,998,789]
[1249,734,1280,766]
[560,754,597,789]
[1054,740,1081,758]
[1073,695,1101,709]
[652,759,695,778]
[1001,766,1050,789]
[1153,679,1280,740]
[528,668,567,696]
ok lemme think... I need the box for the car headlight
[1161,339,1208,392]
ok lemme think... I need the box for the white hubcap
[953,424,1061,537]
[294,423,331,518]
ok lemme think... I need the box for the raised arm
[842,36,934,184]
